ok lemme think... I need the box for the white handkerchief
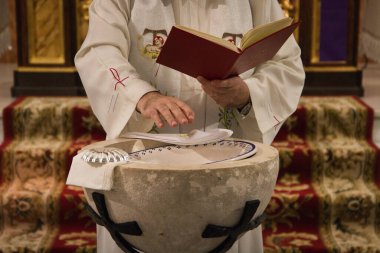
[121,128,233,145]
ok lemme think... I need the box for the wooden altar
[12,0,363,96]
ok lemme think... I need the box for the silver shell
[81,148,129,164]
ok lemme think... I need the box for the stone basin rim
[118,143,278,171]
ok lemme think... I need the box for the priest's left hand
[197,76,251,109]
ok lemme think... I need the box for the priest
[75,0,305,252]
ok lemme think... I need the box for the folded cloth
[121,128,233,145]
[66,129,233,190]
[66,152,126,190]
[66,138,143,190]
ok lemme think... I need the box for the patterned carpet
[266,97,380,252]
[0,96,379,252]
[0,97,102,252]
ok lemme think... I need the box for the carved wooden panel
[296,0,362,95]
[14,0,81,96]
[278,0,300,40]
[76,0,92,48]
[26,0,65,64]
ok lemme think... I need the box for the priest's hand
[197,76,250,109]
[136,91,195,128]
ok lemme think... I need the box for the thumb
[196,76,209,85]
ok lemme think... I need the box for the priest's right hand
[136,91,195,128]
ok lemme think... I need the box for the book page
[175,25,240,53]
[240,17,293,50]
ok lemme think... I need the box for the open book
[156,17,299,80]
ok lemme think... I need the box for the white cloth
[74,0,305,252]
[67,151,123,190]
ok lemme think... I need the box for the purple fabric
[319,0,349,61]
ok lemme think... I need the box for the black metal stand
[202,200,266,253]
[85,193,265,253]
[84,192,143,253]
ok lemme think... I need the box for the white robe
[75,0,305,252]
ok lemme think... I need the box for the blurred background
[0,1,380,252]
[1,0,379,144]
[0,0,380,144]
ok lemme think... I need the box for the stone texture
[84,141,279,253]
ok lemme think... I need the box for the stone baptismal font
[67,130,279,253]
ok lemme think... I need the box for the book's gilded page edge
[240,17,293,50]
[175,25,240,53]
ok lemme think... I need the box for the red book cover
[156,22,300,80]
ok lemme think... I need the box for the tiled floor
[0,63,380,144]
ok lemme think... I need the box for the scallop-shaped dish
[81,148,129,164]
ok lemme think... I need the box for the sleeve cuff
[105,78,156,139]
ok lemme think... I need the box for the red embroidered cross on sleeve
[273,115,281,131]
[109,68,129,90]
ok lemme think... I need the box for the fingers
[198,76,229,106]
[197,76,250,108]
[138,92,195,128]
[158,106,177,127]
[196,76,209,86]
[197,77,231,100]
[150,110,164,128]
[169,105,189,125]
[174,100,195,123]
[197,76,232,89]
[156,103,194,128]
